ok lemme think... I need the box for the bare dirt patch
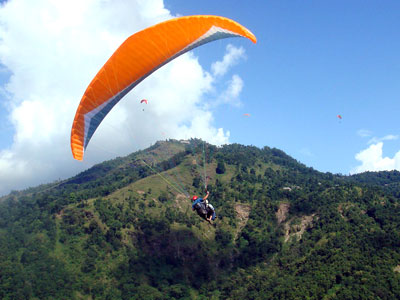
[276,203,290,224]
[174,193,189,211]
[234,203,251,239]
[55,208,66,220]
[284,213,317,243]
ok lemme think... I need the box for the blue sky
[0,0,399,195]
[166,0,400,174]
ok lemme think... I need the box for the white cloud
[211,44,246,77]
[351,142,400,174]
[357,129,372,138]
[212,74,244,107]
[0,0,248,196]
[368,134,398,145]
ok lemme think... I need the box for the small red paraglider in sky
[243,113,251,117]
[337,114,342,119]
[140,99,148,111]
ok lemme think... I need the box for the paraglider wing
[140,99,148,111]
[337,114,342,119]
[243,113,250,117]
[71,15,257,160]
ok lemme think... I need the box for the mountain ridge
[1,140,400,299]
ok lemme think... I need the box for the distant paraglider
[243,113,251,117]
[337,114,342,120]
[70,15,256,161]
[141,99,148,111]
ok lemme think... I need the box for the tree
[216,160,226,174]
[193,175,202,188]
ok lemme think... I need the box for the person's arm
[203,191,210,201]
[207,213,214,222]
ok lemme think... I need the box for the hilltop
[1,139,400,299]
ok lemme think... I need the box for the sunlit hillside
[2,140,400,299]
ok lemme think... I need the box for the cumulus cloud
[208,74,244,108]
[351,142,400,174]
[211,44,246,77]
[0,0,248,195]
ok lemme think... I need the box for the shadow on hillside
[116,220,216,289]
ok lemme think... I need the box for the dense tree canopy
[1,139,400,299]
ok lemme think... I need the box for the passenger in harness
[191,191,216,223]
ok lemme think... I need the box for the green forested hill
[1,140,400,299]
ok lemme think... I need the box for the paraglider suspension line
[140,159,189,197]
[202,141,207,190]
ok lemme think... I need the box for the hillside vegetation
[1,140,400,299]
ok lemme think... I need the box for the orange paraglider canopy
[71,15,256,160]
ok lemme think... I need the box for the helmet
[192,196,198,201]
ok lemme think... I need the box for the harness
[194,201,208,216]
[194,201,215,221]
